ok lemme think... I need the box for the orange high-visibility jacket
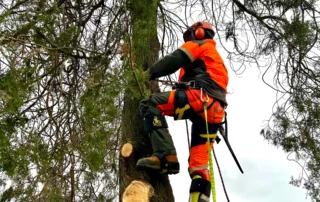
[149,39,228,105]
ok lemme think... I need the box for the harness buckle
[172,80,201,90]
[174,82,188,90]
[188,80,197,88]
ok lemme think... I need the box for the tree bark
[119,0,175,201]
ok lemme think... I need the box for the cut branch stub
[121,142,133,158]
[122,180,154,202]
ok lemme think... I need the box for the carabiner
[200,88,209,104]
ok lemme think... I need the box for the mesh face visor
[183,28,194,42]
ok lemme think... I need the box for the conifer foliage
[0,1,125,201]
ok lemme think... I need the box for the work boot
[136,154,180,174]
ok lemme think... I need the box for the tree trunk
[119,0,175,201]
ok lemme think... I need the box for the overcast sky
[167,56,312,202]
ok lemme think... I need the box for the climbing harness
[156,79,201,90]
[157,79,243,171]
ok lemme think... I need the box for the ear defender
[186,21,214,41]
[194,22,205,39]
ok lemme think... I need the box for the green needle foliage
[0,1,127,201]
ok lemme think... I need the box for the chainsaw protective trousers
[139,89,225,175]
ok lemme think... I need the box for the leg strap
[190,177,211,197]
[191,121,219,147]
[174,89,195,120]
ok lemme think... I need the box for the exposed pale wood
[122,180,154,202]
[121,143,133,158]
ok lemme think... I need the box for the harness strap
[172,80,201,90]
[190,176,211,197]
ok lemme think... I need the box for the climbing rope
[201,89,217,202]
[126,33,144,98]
[204,104,216,202]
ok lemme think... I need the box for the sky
[167,58,312,202]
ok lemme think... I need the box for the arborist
[137,21,228,202]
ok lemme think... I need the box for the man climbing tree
[136,21,228,202]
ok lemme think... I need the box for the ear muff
[193,22,205,39]
[192,21,214,40]
[184,22,214,42]
[194,27,205,39]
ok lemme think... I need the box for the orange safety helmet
[183,21,215,42]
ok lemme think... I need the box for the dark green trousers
[139,92,177,156]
